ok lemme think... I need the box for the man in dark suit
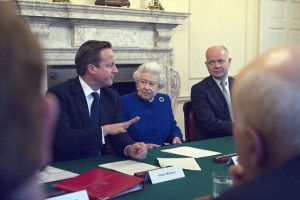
[216,46,300,199]
[48,40,147,162]
[191,45,234,140]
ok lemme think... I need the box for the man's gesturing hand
[102,116,140,136]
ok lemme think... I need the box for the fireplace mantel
[14,0,190,108]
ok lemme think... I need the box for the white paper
[148,166,185,184]
[99,160,159,175]
[157,157,201,171]
[161,146,221,158]
[46,190,89,200]
[37,166,78,183]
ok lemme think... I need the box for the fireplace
[14,0,190,108]
[47,64,139,96]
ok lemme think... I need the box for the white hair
[133,62,166,89]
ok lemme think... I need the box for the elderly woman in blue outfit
[121,62,183,148]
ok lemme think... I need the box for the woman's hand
[172,137,182,144]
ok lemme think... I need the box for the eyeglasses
[207,59,228,66]
[139,79,157,87]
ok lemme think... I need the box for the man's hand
[125,142,147,159]
[229,164,245,186]
[146,143,161,149]
[102,116,140,136]
[172,137,182,144]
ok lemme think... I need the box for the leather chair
[183,101,198,142]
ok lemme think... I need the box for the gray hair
[233,69,300,161]
[133,62,166,89]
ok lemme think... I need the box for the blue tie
[90,92,100,128]
[90,92,101,156]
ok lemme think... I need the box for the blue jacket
[121,92,183,146]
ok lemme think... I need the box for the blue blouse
[120,92,183,146]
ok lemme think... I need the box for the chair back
[183,101,198,142]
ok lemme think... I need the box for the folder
[52,168,144,199]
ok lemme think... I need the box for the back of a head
[233,46,300,164]
[0,2,44,198]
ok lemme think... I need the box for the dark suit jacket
[48,77,134,162]
[191,76,234,139]
[217,155,300,200]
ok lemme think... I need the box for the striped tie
[220,81,234,121]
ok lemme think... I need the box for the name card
[148,166,185,184]
[227,156,239,165]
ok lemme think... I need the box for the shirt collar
[212,76,229,86]
[79,76,100,97]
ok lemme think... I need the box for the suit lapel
[100,88,111,125]
[207,76,226,107]
[71,77,90,127]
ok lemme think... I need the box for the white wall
[27,0,261,137]
[160,0,259,134]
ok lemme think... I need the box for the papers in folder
[161,146,221,158]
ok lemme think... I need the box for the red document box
[52,168,144,199]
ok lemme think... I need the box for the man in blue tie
[48,40,147,162]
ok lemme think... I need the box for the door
[259,0,300,53]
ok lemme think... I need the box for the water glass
[212,172,233,198]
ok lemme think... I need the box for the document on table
[46,190,89,200]
[37,166,79,183]
[99,160,159,175]
[157,157,201,171]
[161,146,221,158]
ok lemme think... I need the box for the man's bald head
[232,46,300,178]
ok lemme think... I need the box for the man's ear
[87,64,96,74]
[228,58,232,64]
[205,61,209,68]
[244,125,265,168]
